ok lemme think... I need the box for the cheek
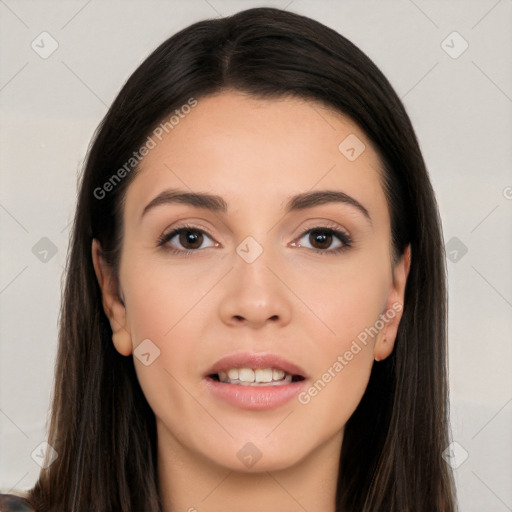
[292,250,391,347]
[293,274,385,436]
[121,250,205,342]
[124,270,206,436]
[122,267,203,394]
[119,254,210,404]
[292,251,390,404]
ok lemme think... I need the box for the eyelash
[157,222,352,257]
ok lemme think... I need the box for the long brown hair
[25,7,457,511]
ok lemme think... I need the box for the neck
[157,422,343,512]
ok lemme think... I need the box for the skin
[92,90,411,512]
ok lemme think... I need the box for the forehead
[124,90,388,225]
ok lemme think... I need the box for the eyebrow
[141,188,372,224]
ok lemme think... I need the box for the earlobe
[111,328,133,357]
[374,244,411,362]
[91,239,133,356]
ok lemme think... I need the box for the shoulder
[0,493,38,512]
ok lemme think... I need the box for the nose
[217,246,293,329]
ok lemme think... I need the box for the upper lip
[206,352,308,379]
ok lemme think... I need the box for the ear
[91,238,132,356]
[374,244,411,362]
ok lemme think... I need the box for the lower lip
[204,377,307,410]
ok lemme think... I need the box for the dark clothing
[0,494,38,512]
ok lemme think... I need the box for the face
[93,90,410,473]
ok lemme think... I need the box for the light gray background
[0,0,511,510]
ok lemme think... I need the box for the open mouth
[208,368,306,386]
[204,355,308,409]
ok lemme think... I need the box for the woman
[1,6,457,511]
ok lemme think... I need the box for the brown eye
[177,228,203,249]
[295,226,352,255]
[158,225,216,253]
[308,229,333,250]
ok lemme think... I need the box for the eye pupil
[310,230,332,249]
[180,229,202,249]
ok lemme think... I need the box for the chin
[200,435,310,474]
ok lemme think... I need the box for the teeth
[215,367,295,386]
[239,368,255,382]
[273,369,285,380]
[255,368,273,382]
[227,368,239,380]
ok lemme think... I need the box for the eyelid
[157,222,217,249]
[291,221,352,253]
[293,219,349,238]
[158,217,216,237]
[158,219,352,256]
